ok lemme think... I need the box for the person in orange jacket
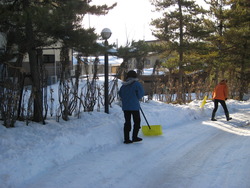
[211,79,232,121]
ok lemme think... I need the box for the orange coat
[212,81,228,100]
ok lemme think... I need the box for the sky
[83,0,208,47]
[1,77,250,187]
[83,0,160,46]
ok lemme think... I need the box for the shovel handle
[140,107,151,129]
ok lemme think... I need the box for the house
[21,42,73,84]
[127,40,168,72]
[0,32,73,85]
[1,31,122,85]
[72,54,123,77]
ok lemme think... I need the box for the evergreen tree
[204,0,229,85]
[0,0,116,123]
[150,0,209,103]
[116,40,151,79]
[205,0,250,99]
[223,0,250,100]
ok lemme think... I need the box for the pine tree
[205,0,250,99]
[223,0,250,100]
[204,0,229,85]
[150,0,209,103]
[0,0,116,123]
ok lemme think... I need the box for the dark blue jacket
[119,78,145,111]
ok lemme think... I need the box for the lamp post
[101,28,112,114]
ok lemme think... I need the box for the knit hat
[220,79,227,83]
[126,70,137,79]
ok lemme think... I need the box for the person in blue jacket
[119,70,145,144]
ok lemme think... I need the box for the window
[145,59,150,65]
[43,55,55,64]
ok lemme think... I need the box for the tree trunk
[24,0,44,123]
[177,0,185,103]
[29,50,44,122]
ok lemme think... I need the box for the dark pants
[212,99,230,119]
[123,110,141,141]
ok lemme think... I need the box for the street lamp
[101,28,112,114]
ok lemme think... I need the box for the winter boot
[124,140,133,144]
[132,129,143,142]
[124,128,132,144]
[211,111,217,121]
[225,112,232,121]
[132,137,143,142]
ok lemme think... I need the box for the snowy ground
[1,97,250,188]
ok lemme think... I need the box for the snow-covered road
[145,120,250,188]
[19,110,250,188]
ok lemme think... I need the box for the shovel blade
[142,125,163,136]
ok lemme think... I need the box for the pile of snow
[0,86,250,187]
